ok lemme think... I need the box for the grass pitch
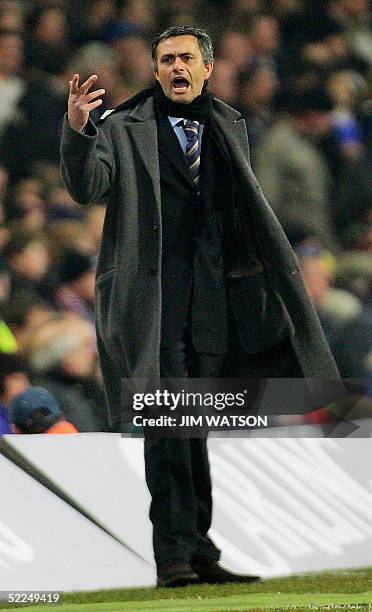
[2,567,372,611]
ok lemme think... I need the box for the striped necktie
[182,119,201,196]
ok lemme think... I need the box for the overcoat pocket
[228,272,295,354]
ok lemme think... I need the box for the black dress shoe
[192,559,261,584]
[157,561,199,588]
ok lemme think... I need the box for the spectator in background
[255,88,338,251]
[0,30,24,132]
[228,0,265,29]
[0,352,30,435]
[335,250,372,310]
[119,0,157,34]
[296,9,367,77]
[106,25,153,90]
[0,1,24,32]
[3,294,56,354]
[3,227,57,305]
[6,177,47,231]
[0,65,68,183]
[247,14,281,64]
[237,60,279,163]
[11,386,78,434]
[25,316,109,431]
[157,0,199,31]
[24,3,72,77]
[326,69,371,238]
[56,249,96,323]
[69,0,116,47]
[217,31,253,72]
[209,59,238,106]
[327,69,365,159]
[296,237,372,379]
[331,0,372,65]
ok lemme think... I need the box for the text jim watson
[132,414,268,427]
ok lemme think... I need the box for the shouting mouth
[172,76,190,94]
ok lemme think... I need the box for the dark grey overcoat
[60,95,339,428]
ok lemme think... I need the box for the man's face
[155,35,213,104]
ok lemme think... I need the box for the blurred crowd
[0,0,371,434]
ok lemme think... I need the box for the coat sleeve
[60,115,114,205]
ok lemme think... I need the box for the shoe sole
[196,575,262,585]
[157,573,199,588]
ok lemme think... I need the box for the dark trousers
[144,342,224,567]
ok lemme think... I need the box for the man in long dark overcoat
[60,25,339,587]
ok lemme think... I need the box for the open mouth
[172,76,190,93]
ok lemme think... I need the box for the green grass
[2,567,372,611]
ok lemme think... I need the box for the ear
[204,62,214,81]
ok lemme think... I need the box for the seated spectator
[3,227,57,305]
[11,386,78,434]
[56,249,96,323]
[0,352,30,435]
[296,237,372,379]
[3,294,56,353]
[24,3,72,77]
[6,177,47,231]
[24,316,109,431]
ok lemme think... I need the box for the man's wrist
[67,116,87,133]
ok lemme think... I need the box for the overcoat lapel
[124,98,162,213]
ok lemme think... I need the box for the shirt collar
[169,117,184,127]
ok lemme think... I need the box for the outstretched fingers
[84,88,106,102]
[79,98,104,112]
[69,73,81,94]
[69,74,99,95]
[79,74,98,94]
[67,73,105,131]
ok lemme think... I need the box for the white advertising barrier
[2,429,372,592]
[0,452,153,592]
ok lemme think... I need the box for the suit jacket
[157,110,228,354]
[60,95,340,428]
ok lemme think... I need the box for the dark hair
[0,353,28,395]
[151,26,214,72]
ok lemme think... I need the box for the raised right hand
[67,73,106,132]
